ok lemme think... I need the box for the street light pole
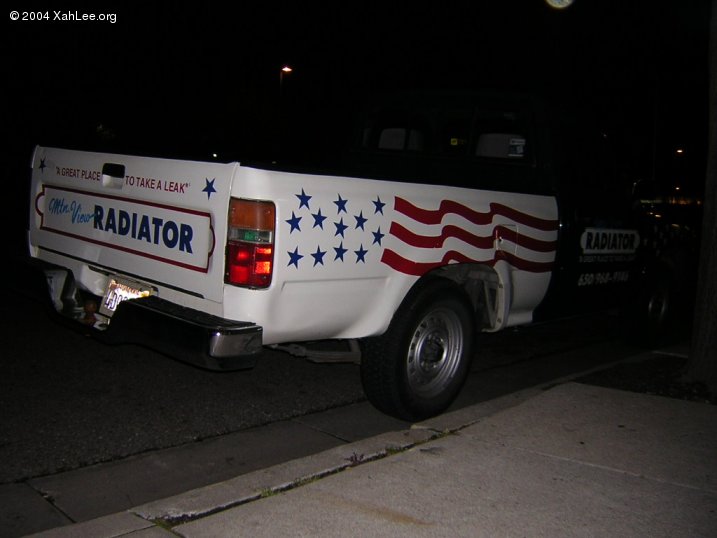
[276,66,293,161]
[279,65,293,96]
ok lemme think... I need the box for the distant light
[545,0,574,8]
[676,148,684,155]
[675,186,681,191]
[212,153,218,159]
[281,66,293,73]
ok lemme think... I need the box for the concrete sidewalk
[27,381,717,537]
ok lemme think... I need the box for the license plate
[100,276,152,317]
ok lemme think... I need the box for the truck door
[535,121,639,319]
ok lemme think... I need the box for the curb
[27,348,673,537]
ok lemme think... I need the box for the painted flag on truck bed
[283,188,558,277]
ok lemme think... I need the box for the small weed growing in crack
[345,452,365,466]
[385,445,406,455]
[150,518,177,531]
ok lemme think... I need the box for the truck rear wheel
[629,266,681,344]
[360,280,475,421]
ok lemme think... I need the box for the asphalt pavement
[11,346,716,538]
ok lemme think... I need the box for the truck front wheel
[360,280,475,421]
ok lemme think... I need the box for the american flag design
[382,197,559,275]
[282,188,389,269]
[283,188,559,277]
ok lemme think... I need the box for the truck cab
[344,91,640,324]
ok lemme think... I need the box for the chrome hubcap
[406,307,464,398]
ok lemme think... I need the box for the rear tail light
[225,198,275,288]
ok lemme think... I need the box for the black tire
[360,279,475,421]
[628,267,677,345]
[644,270,673,334]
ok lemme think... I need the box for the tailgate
[29,146,237,303]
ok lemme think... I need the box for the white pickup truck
[25,92,656,420]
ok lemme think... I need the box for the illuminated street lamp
[545,0,574,8]
[276,66,294,160]
[280,65,293,93]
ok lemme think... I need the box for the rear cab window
[349,93,547,194]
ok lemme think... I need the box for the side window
[473,110,530,162]
[560,124,631,221]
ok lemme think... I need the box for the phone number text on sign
[577,271,630,287]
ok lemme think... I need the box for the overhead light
[545,0,574,8]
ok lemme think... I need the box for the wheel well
[409,264,501,331]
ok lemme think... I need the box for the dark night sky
[4,1,712,189]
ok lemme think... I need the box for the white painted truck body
[28,146,558,346]
[23,89,654,419]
